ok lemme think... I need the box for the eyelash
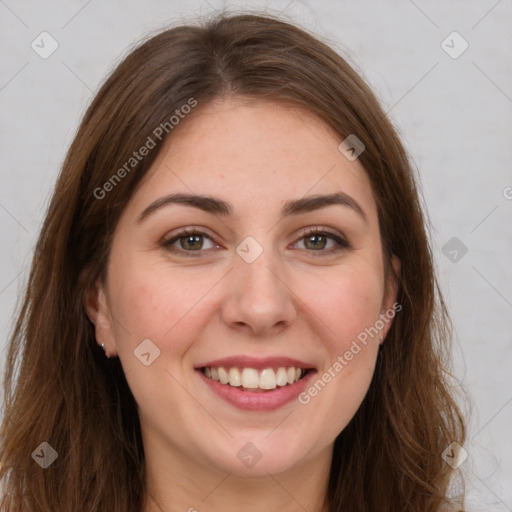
[161,226,351,258]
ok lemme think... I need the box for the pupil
[183,235,202,250]
[307,235,326,250]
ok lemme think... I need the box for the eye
[292,227,350,255]
[161,226,350,258]
[161,228,220,256]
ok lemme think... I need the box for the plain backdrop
[1,0,511,509]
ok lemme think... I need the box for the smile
[201,366,309,391]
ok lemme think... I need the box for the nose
[220,245,297,337]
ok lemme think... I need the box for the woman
[0,11,466,512]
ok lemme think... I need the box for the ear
[84,279,117,356]
[379,254,401,343]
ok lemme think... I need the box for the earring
[101,343,111,358]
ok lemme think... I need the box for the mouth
[200,365,312,392]
[194,356,317,411]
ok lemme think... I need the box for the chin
[202,432,318,478]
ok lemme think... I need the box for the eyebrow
[137,192,367,223]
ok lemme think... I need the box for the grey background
[1,1,511,509]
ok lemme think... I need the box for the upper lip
[195,355,316,370]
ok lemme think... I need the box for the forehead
[128,96,378,222]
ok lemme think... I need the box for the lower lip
[196,369,316,411]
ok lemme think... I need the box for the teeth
[202,366,306,391]
[228,368,241,387]
[259,368,276,389]
[241,368,259,388]
[276,367,288,386]
[218,367,229,384]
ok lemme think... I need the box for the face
[86,96,399,479]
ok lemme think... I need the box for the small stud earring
[101,343,111,358]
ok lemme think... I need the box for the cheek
[300,267,384,431]
[108,256,217,359]
[107,260,215,418]
[297,270,383,438]
[310,265,384,352]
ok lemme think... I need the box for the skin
[86,96,400,512]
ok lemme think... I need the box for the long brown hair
[0,11,466,512]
